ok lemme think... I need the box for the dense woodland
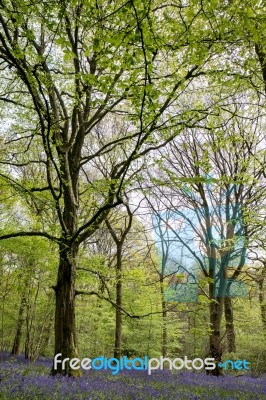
[0,0,265,380]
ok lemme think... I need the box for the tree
[0,0,228,375]
[150,204,187,357]
[246,249,266,337]
[144,102,265,374]
[105,202,133,359]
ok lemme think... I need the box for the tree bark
[106,209,133,360]
[207,253,225,376]
[255,43,266,94]
[160,274,167,357]
[11,291,26,356]
[24,301,31,360]
[258,277,266,336]
[224,295,236,353]
[208,296,224,376]
[114,244,122,359]
[40,311,53,356]
[51,243,80,376]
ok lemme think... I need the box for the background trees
[141,98,266,374]
[0,0,265,378]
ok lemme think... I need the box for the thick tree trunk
[255,43,266,94]
[114,244,122,359]
[208,297,224,376]
[11,291,26,355]
[51,244,80,376]
[207,254,225,376]
[160,275,167,357]
[224,295,236,353]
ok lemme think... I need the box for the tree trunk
[160,274,167,357]
[258,277,266,336]
[51,244,80,376]
[224,295,236,353]
[24,306,30,360]
[207,254,225,376]
[11,290,26,355]
[114,244,122,359]
[208,297,224,376]
[106,211,133,360]
[40,311,53,356]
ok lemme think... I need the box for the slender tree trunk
[11,290,26,355]
[114,244,122,359]
[224,295,236,353]
[40,311,53,356]
[160,274,167,357]
[24,284,32,360]
[24,306,30,360]
[258,277,266,336]
[51,243,80,376]
[106,209,133,360]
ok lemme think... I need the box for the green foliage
[0,0,266,380]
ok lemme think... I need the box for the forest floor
[0,354,265,399]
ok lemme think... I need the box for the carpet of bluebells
[0,353,265,399]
